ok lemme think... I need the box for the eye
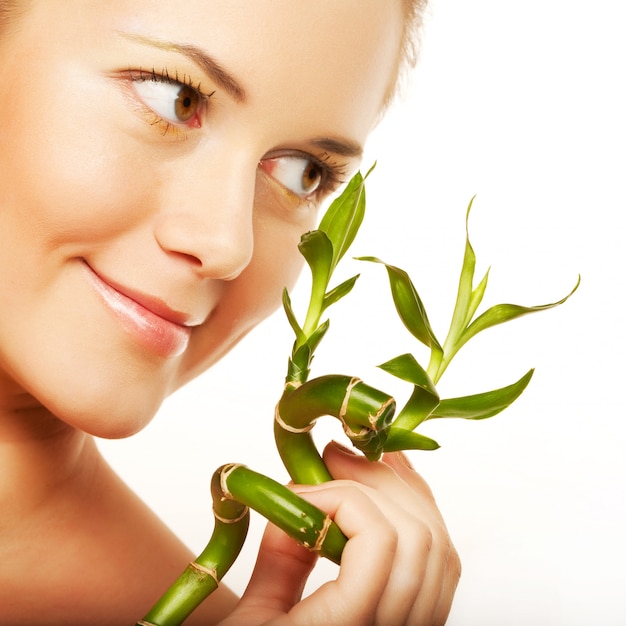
[131,74,203,127]
[259,155,325,198]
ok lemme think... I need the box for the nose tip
[153,156,257,280]
[155,210,254,280]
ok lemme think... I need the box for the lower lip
[84,264,191,358]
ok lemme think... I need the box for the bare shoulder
[0,449,238,626]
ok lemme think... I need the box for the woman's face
[0,0,402,437]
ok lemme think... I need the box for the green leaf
[379,354,440,430]
[323,274,360,311]
[445,197,478,341]
[430,369,534,420]
[282,288,305,344]
[358,257,442,352]
[378,353,436,391]
[318,167,370,272]
[299,230,334,293]
[466,268,490,328]
[458,276,581,351]
[306,319,330,356]
[287,343,313,383]
[384,428,440,452]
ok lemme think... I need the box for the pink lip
[83,262,194,358]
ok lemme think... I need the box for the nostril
[153,216,254,281]
[170,250,204,267]
[153,172,256,280]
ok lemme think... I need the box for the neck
[0,386,98,517]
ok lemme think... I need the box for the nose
[153,157,256,281]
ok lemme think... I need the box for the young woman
[0,1,460,624]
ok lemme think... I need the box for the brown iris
[174,85,200,122]
[301,160,323,194]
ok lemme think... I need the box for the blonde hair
[392,0,429,104]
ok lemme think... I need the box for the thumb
[220,522,319,625]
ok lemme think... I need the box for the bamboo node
[189,561,219,584]
[137,621,158,626]
[312,515,333,552]
[213,505,249,525]
[339,377,362,420]
[274,404,315,433]
[220,463,245,500]
[370,397,395,430]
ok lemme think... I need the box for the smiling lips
[84,262,197,358]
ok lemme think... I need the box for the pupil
[302,163,321,192]
[175,86,198,121]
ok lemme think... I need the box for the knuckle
[376,520,399,554]
[449,542,462,581]
[416,519,434,552]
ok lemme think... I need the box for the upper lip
[86,262,203,328]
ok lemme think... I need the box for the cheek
[0,63,154,255]
[180,212,309,384]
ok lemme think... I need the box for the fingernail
[328,440,357,456]
[386,450,415,470]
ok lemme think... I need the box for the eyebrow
[311,137,363,159]
[119,32,362,159]
[119,32,247,103]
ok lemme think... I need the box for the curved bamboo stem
[220,464,347,564]
[275,375,396,483]
[137,471,249,626]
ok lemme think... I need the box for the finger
[323,444,460,624]
[373,514,433,623]
[289,483,397,625]
[382,451,436,501]
[223,521,318,625]
[429,538,462,626]
[382,451,462,625]
[323,443,439,521]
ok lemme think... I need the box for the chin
[43,384,165,441]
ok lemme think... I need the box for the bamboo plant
[138,167,578,625]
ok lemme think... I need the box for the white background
[99,1,626,624]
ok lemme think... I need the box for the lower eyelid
[118,69,209,134]
[260,154,345,202]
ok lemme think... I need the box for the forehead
[19,0,403,140]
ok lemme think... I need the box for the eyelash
[124,67,214,136]
[124,68,350,203]
[302,153,349,202]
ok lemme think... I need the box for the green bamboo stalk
[275,375,396,482]
[220,464,347,564]
[138,171,578,625]
[137,471,249,626]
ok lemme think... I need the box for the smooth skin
[0,1,460,624]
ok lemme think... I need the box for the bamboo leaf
[394,385,441,431]
[378,353,436,391]
[299,230,333,293]
[306,319,330,356]
[458,276,581,351]
[282,288,305,344]
[445,197,478,342]
[359,257,442,351]
[430,369,534,420]
[379,354,440,431]
[323,274,360,311]
[287,343,313,383]
[384,428,440,452]
[318,166,370,271]
[466,268,490,327]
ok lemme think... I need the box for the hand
[218,441,461,626]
